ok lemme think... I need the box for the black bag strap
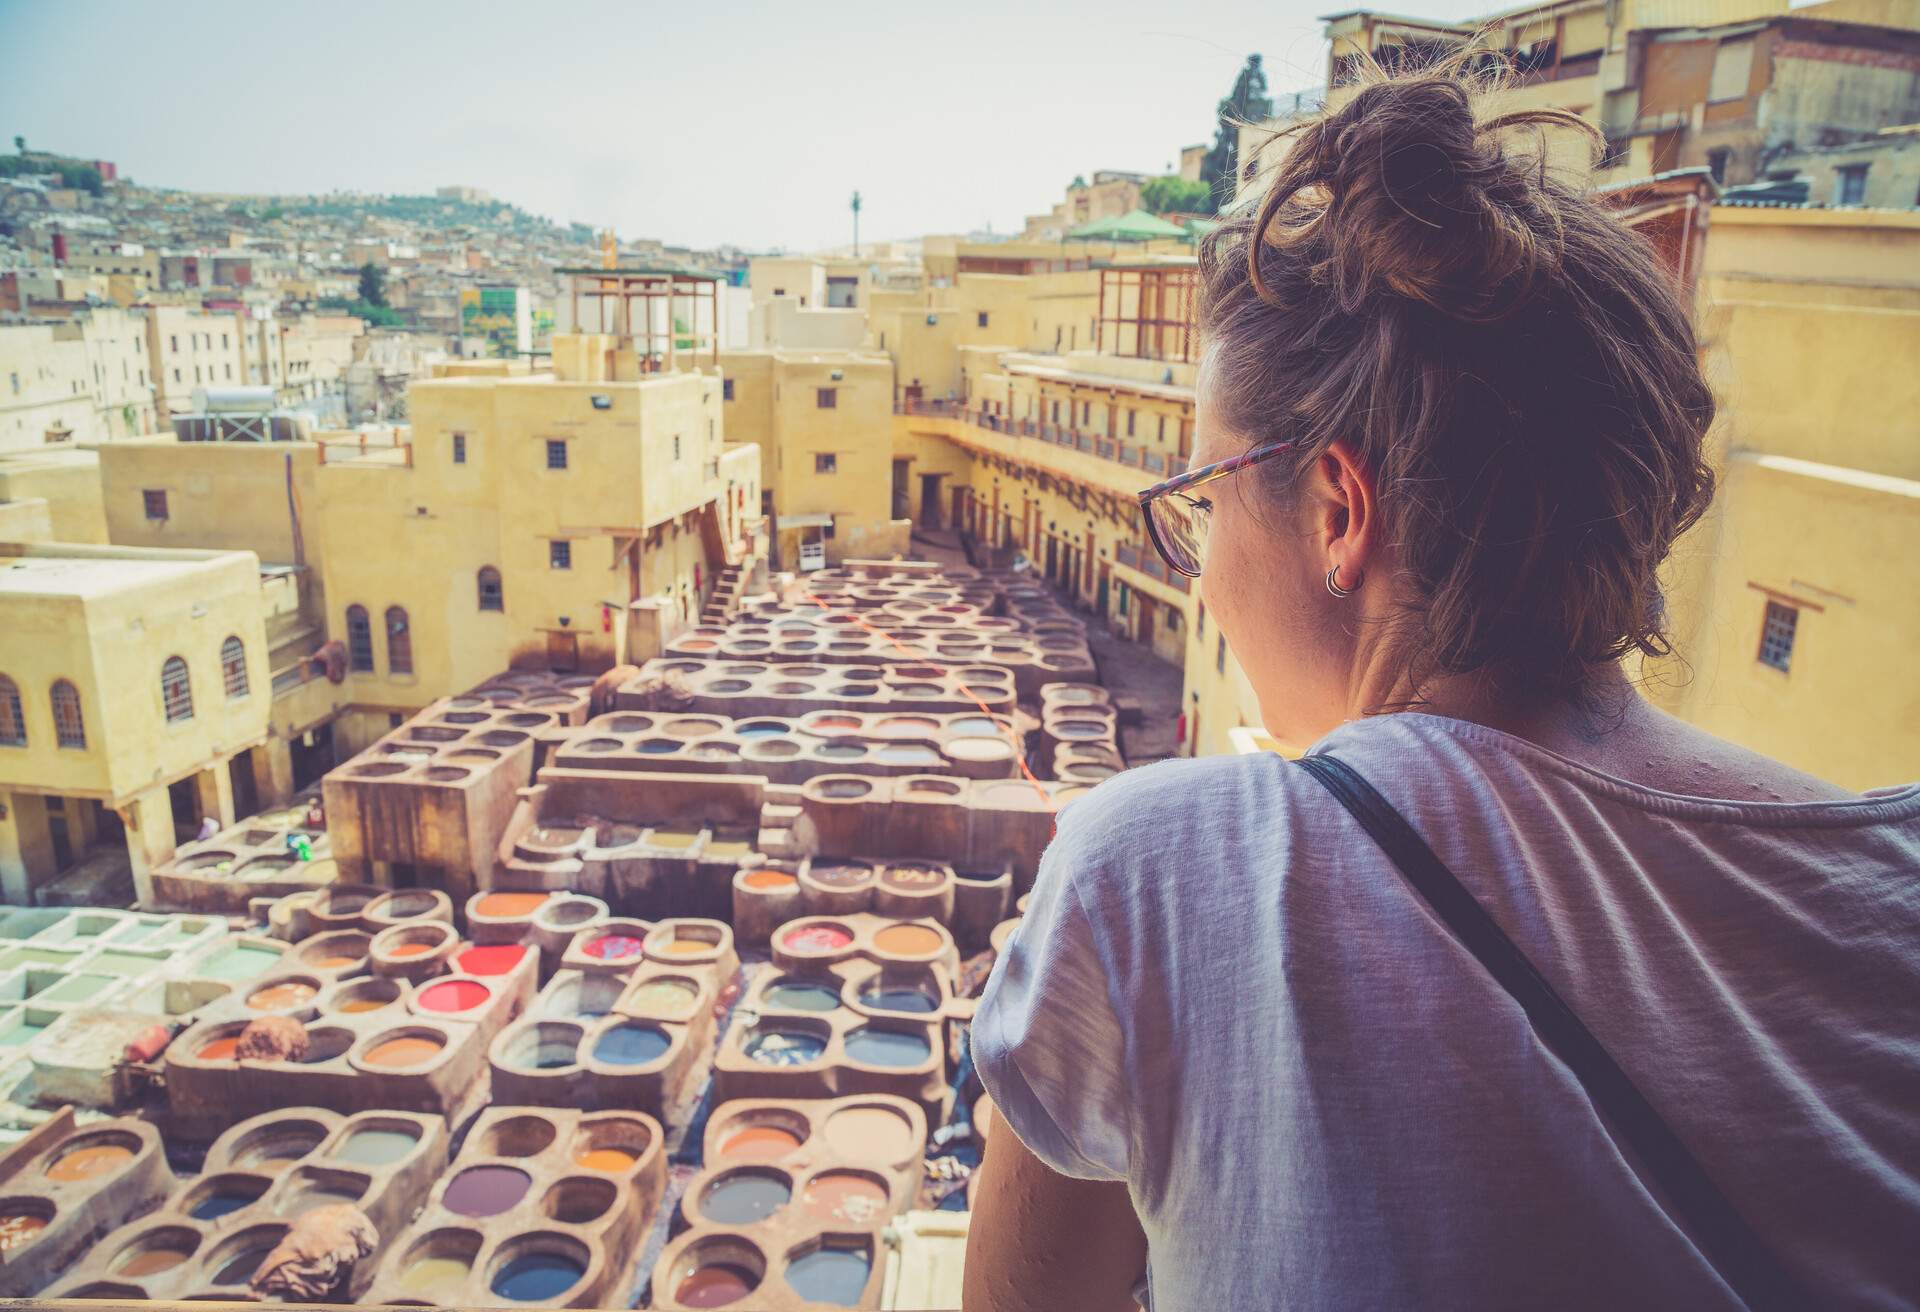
[1296,751,1809,1311]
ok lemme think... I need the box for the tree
[1141,175,1214,215]
[12,136,22,154]
[1200,54,1274,209]
[357,262,388,308]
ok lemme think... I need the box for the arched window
[477,567,503,612]
[221,636,249,699]
[345,605,374,672]
[385,607,413,675]
[50,681,84,749]
[161,656,193,722]
[0,676,24,746]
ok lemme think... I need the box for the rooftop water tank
[193,386,277,414]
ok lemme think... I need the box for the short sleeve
[971,836,1131,1182]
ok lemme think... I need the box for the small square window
[143,489,168,520]
[723,378,735,401]
[1758,600,1797,672]
[816,387,837,409]
[1835,164,1869,207]
[550,540,572,570]
[545,439,568,470]
[452,433,467,464]
[977,311,989,328]
[815,453,837,474]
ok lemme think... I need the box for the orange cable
[799,589,1058,815]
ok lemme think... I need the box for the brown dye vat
[248,980,319,1010]
[873,923,943,957]
[365,1035,444,1067]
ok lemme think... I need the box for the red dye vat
[456,944,526,976]
[783,923,854,953]
[584,934,645,960]
[417,980,490,1013]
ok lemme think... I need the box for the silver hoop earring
[1326,564,1360,599]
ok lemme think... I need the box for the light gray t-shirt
[973,714,1920,1309]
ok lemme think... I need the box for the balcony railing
[895,399,1188,479]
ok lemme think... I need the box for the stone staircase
[701,563,748,624]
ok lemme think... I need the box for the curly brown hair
[1199,55,1716,699]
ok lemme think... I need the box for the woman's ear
[1316,440,1378,580]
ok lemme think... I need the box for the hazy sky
[2,0,1476,252]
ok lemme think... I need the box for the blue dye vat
[593,1024,671,1066]
[860,986,938,1014]
[491,1252,584,1302]
[784,1246,872,1307]
[190,1190,255,1221]
[844,1028,930,1067]
[736,722,784,738]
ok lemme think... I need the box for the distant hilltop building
[436,185,493,205]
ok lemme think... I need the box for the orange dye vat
[386,942,436,959]
[198,1036,241,1062]
[117,1246,190,1275]
[475,892,548,918]
[45,1143,134,1183]
[247,981,318,1010]
[574,1147,638,1172]
[658,940,712,957]
[718,1125,803,1161]
[742,869,797,890]
[309,954,359,970]
[873,924,943,957]
[0,1213,46,1251]
[336,996,392,1014]
[365,1036,443,1067]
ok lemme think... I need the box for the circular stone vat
[423,765,471,782]
[859,980,940,1014]
[665,718,726,737]
[604,715,654,733]
[110,1225,200,1277]
[844,1026,932,1068]
[474,891,548,918]
[734,720,786,738]
[700,1169,791,1224]
[299,1026,353,1066]
[352,762,409,778]
[275,1166,371,1216]
[671,1237,765,1309]
[477,729,530,748]
[801,1171,890,1226]
[418,979,490,1013]
[299,931,371,970]
[457,943,528,975]
[362,1031,446,1068]
[743,1026,828,1067]
[823,1104,918,1164]
[634,737,681,755]
[653,925,721,957]
[542,1176,617,1225]
[781,921,854,953]
[228,1117,329,1171]
[443,1165,532,1218]
[394,1229,480,1299]
[503,1023,582,1071]
[704,679,752,694]
[771,681,814,694]
[476,1115,558,1159]
[806,713,861,732]
[205,1225,287,1286]
[332,978,401,1013]
[45,1131,139,1183]
[626,978,698,1018]
[946,736,1014,763]
[716,1117,806,1163]
[179,850,238,872]
[583,932,645,961]
[761,978,843,1012]
[571,737,623,753]
[184,1173,270,1220]
[873,923,945,957]
[830,684,876,697]
[0,1199,51,1253]
[806,863,871,890]
[812,777,873,800]
[570,1116,652,1173]
[745,739,801,758]
[689,742,739,760]
[877,744,940,765]
[488,1236,589,1303]
[541,974,623,1020]
[785,1240,874,1307]
[246,978,319,1010]
[905,777,963,797]
[536,898,602,930]
[592,1023,671,1066]
[740,868,797,890]
[815,742,865,760]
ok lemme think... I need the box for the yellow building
[0,308,156,450]
[0,541,274,904]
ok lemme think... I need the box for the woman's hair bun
[1253,63,1601,322]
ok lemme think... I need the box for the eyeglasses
[1137,439,1297,578]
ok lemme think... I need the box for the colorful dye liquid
[417,980,489,1013]
[658,938,714,957]
[785,1246,873,1307]
[397,1256,468,1296]
[824,1107,917,1163]
[442,1165,530,1217]
[626,980,697,1016]
[718,1125,803,1161]
[115,1246,189,1276]
[247,981,318,1010]
[457,943,526,975]
[744,1029,828,1067]
[782,924,853,953]
[762,980,842,1012]
[647,828,699,848]
[474,892,548,918]
[0,1022,45,1048]
[807,865,871,889]
[336,995,393,1014]
[861,986,939,1014]
[701,1172,791,1224]
[873,924,943,957]
[0,1212,45,1251]
[365,1036,442,1067]
[675,1264,758,1308]
[584,934,644,960]
[519,1038,578,1070]
[386,942,436,959]
[594,1024,670,1066]
[802,1172,889,1226]
[741,869,797,890]
[308,954,360,970]
[845,1028,931,1067]
[190,1190,256,1221]
[574,1147,637,1172]
[198,1036,241,1062]
[336,1128,418,1166]
[881,866,944,891]
[491,1252,583,1301]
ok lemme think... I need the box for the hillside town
[0,0,1916,1305]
